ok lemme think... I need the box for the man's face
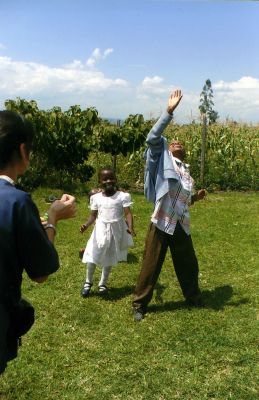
[169,140,186,161]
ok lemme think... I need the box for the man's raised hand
[167,90,183,115]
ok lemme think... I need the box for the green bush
[4,97,258,191]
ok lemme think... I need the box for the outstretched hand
[48,194,76,223]
[191,189,207,205]
[167,90,183,115]
[197,189,206,201]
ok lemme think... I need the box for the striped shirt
[151,155,194,235]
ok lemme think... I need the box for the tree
[198,79,219,185]
[4,98,98,188]
[92,114,152,172]
[199,79,219,124]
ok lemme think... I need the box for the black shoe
[81,282,92,297]
[133,307,145,322]
[98,285,108,295]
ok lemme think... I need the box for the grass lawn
[0,191,258,400]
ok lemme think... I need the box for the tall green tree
[199,79,219,124]
[198,79,219,185]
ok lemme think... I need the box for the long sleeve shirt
[144,112,194,235]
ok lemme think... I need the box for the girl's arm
[80,210,98,233]
[124,207,135,236]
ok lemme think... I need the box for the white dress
[82,191,134,267]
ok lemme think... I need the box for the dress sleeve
[121,192,133,208]
[16,194,59,279]
[89,193,99,210]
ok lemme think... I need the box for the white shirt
[151,155,194,235]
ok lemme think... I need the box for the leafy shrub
[4,97,258,191]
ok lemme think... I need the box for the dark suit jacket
[0,178,59,373]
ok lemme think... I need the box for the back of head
[0,110,35,169]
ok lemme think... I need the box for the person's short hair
[0,110,35,169]
[97,166,116,182]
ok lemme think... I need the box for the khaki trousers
[133,222,201,310]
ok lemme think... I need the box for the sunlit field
[0,191,258,400]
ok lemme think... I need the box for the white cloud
[63,60,84,70]
[134,76,259,123]
[86,47,114,67]
[0,54,128,99]
[213,76,259,122]
[137,75,168,99]
[0,52,258,123]
[142,76,164,86]
[214,76,259,90]
[103,48,113,58]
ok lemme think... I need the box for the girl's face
[99,170,117,194]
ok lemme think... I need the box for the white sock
[86,263,96,284]
[99,265,112,287]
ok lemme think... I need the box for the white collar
[172,156,189,168]
[0,175,15,185]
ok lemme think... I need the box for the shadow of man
[202,285,249,310]
[148,285,248,314]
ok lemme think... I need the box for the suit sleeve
[15,194,59,279]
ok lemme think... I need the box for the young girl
[80,167,135,297]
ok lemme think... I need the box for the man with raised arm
[132,90,206,321]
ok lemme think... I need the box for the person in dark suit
[0,110,76,373]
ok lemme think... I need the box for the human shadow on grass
[148,285,249,314]
[98,285,133,301]
[201,285,249,310]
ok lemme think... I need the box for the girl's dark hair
[97,166,116,181]
[0,110,35,169]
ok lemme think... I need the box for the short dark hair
[97,166,116,182]
[0,110,35,169]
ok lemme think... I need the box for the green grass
[1,191,258,400]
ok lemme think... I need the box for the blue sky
[0,0,258,123]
